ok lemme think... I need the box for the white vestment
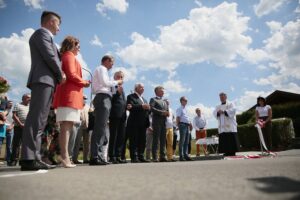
[213,101,237,133]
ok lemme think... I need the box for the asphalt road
[0,150,299,200]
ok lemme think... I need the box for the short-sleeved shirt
[176,106,190,124]
[13,103,30,125]
[256,105,271,117]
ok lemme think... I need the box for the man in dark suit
[108,71,127,164]
[20,11,63,171]
[126,83,150,163]
[150,86,169,162]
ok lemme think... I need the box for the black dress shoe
[109,158,119,164]
[179,157,185,161]
[104,160,111,165]
[159,158,168,162]
[167,159,177,162]
[116,158,127,164]
[83,160,90,164]
[21,160,56,171]
[184,156,193,161]
[89,159,107,166]
[131,159,140,163]
[152,159,159,162]
[139,158,150,163]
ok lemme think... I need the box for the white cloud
[96,0,129,17]
[0,0,6,8]
[0,28,34,97]
[243,48,269,64]
[233,90,272,113]
[254,0,288,17]
[118,2,253,71]
[257,65,267,70]
[90,35,103,47]
[280,82,300,93]
[24,0,44,9]
[266,21,282,33]
[163,80,192,94]
[254,19,300,91]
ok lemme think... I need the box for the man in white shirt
[213,92,239,156]
[176,96,193,161]
[90,55,123,165]
[9,94,31,166]
[193,108,207,156]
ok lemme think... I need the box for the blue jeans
[178,123,190,158]
[6,131,13,161]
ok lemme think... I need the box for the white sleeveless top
[256,105,271,117]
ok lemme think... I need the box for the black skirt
[219,132,239,154]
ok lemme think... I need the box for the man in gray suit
[20,11,63,171]
[150,86,169,162]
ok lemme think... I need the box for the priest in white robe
[213,92,239,156]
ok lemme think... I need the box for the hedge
[206,118,295,151]
[237,102,300,137]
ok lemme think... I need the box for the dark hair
[180,96,187,103]
[154,86,164,94]
[257,96,266,106]
[101,55,114,64]
[22,93,31,101]
[60,36,79,54]
[41,11,61,25]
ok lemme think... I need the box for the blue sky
[0,0,300,129]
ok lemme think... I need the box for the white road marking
[0,170,48,178]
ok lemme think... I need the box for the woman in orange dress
[53,36,90,168]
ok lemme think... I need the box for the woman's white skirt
[56,107,80,123]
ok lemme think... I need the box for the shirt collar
[156,96,162,99]
[135,92,142,98]
[41,27,54,39]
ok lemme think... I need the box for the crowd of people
[0,10,273,171]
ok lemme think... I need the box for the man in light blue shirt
[176,96,193,161]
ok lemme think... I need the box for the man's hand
[189,123,193,131]
[142,104,150,110]
[217,110,224,115]
[117,80,123,85]
[163,111,170,117]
